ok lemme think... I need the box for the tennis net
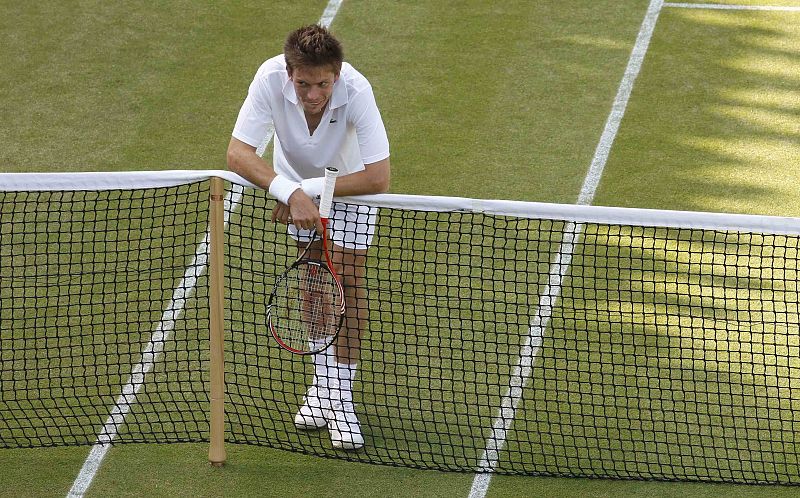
[1,171,799,485]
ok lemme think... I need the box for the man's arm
[226,137,275,189]
[332,157,391,197]
[226,137,322,231]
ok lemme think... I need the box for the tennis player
[227,24,390,450]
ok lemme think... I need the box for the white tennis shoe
[326,393,364,450]
[294,386,328,430]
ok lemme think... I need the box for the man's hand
[271,190,323,233]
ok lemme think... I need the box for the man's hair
[284,25,344,75]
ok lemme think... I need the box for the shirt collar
[281,77,298,104]
[329,76,347,110]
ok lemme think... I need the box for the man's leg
[324,243,368,449]
[293,240,369,449]
[293,240,330,430]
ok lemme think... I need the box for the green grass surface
[334,0,649,201]
[2,1,800,497]
[0,0,323,171]
[597,7,800,216]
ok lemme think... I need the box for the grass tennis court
[3,1,800,497]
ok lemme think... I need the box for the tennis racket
[268,167,345,354]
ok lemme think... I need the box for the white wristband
[300,177,325,205]
[268,175,301,205]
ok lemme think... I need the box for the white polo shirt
[232,55,390,182]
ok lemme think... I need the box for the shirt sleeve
[348,85,390,165]
[231,74,273,148]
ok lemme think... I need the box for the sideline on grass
[468,0,664,495]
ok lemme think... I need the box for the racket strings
[274,263,342,352]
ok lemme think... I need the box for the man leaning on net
[226,24,391,450]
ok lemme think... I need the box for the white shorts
[288,202,378,251]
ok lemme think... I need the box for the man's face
[289,65,338,116]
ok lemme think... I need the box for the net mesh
[0,184,210,446]
[2,174,800,485]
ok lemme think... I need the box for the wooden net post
[208,176,227,467]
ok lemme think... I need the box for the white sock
[334,362,357,396]
[311,342,335,389]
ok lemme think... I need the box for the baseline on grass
[664,2,800,12]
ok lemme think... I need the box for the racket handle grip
[319,167,339,218]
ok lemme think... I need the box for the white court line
[468,0,665,496]
[665,2,800,11]
[468,225,581,498]
[320,0,345,26]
